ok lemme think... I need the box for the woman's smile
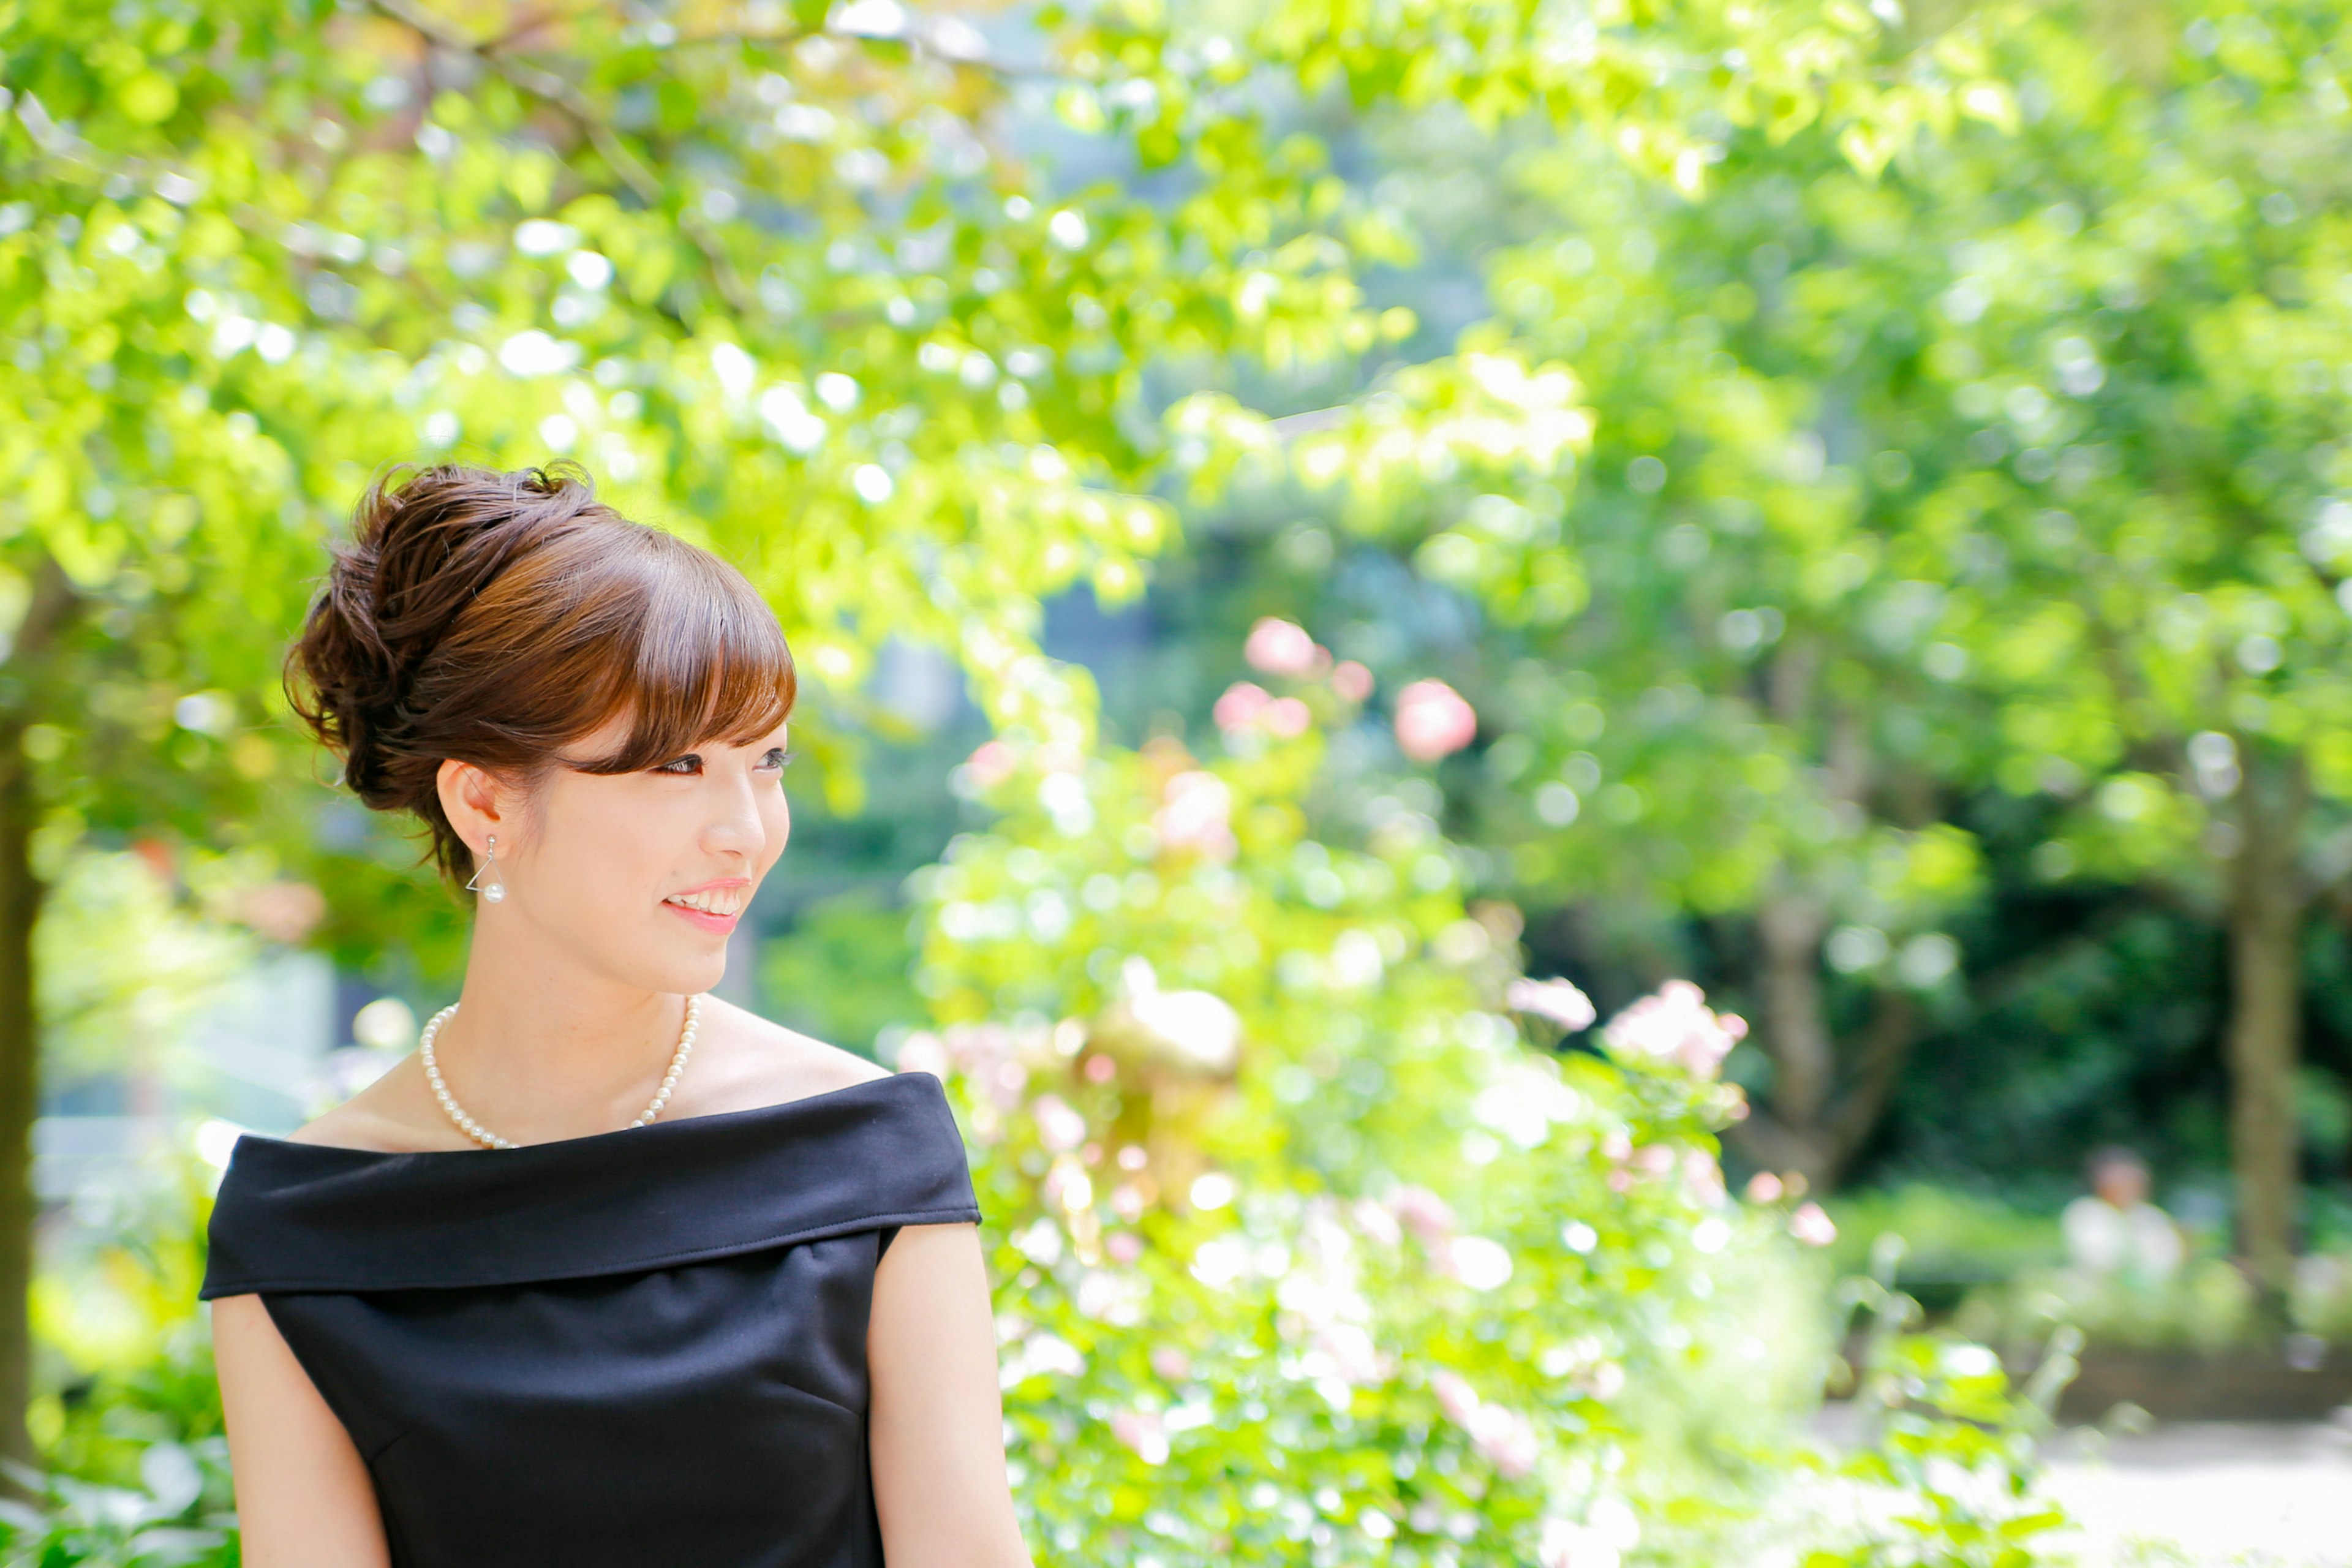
[663,879,751,932]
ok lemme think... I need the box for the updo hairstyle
[287,463,796,884]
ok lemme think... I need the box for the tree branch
[0,556,80,699]
[1825,987,1919,1169]
[369,0,757,316]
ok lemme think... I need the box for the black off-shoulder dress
[200,1071,981,1568]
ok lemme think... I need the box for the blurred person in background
[2063,1145,2185,1287]
[197,464,1029,1568]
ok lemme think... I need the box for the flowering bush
[903,667,2070,1565]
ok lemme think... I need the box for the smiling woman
[198,464,1028,1568]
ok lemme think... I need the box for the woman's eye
[655,755,703,776]
[758,748,795,772]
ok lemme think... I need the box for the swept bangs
[565,533,798,775]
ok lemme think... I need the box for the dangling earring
[465,835,507,903]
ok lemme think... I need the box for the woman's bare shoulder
[690,997,892,1113]
[286,1056,473,1153]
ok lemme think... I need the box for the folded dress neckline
[241,1070,911,1162]
[200,1071,980,1298]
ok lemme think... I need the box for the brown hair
[287,462,796,884]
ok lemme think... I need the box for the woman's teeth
[666,888,746,916]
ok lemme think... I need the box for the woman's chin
[589,933,731,1000]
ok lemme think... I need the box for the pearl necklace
[418,994,702,1150]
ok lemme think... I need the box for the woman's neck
[430,919,691,1144]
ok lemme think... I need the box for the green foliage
[6,1171,232,1566]
[1823,1188,2065,1293]
[0,0,2018,960]
[33,853,248,1082]
[1789,1238,2076,1568]
[0,1452,237,1568]
[1957,1257,2263,1360]
[756,889,921,1057]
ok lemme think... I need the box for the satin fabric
[202,1071,981,1567]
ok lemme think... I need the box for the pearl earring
[465,835,507,904]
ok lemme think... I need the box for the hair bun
[287,464,606,805]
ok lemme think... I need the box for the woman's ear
[436,758,508,859]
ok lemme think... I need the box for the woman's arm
[867,1222,1031,1568]
[211,1295,391,1568]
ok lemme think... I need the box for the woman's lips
[662,901,740,934]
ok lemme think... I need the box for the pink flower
[1109,1409,1169,1464]
[1351,1197,1403,1246]
[1394,679,1478,762]
[967,739,1017,786]
[892,1032,950,1079]
[1506,977,1597,1031]
[1540,1507,1639,1568]
[1106,1230,1143,1263]
[1155,769,1236,858]
[1213,680,1272,733]
[1213,680,1314,742]
[1389,1186,1457,1248]
[1430,1373,1543,1476]
[1682,1150,1725,1207]
[1330,660,1374,702]
[1150,1346,1192,1383]
[1430,1370,1482,1427]
[1600,980,1747,1079]
[987,1058,1030,1112]
[238,881,326,944]
[1469,1403,1537,1477]
[1030,1094,1087,1153]
[1245,617,1326,677]
[1789,1202,1838,1247]
[1539,1521,1619,1568]
[1744,1172,1784,1204]
[1433,1373,1537,1477]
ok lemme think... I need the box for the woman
[202,464,1028,1568]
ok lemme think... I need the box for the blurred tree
[0,0,1999,1468]
[1285,0,2352,1297]
[1100,0,2352,1297]
[1862,0,2352,1299]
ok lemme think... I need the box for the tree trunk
[2225,748,2307,1307]
[0,561,76,1478]
[0,715,37,1476]
[1734,891,1841,1185]
[1731,894,1920,1194]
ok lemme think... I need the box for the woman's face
[484,715,793,996]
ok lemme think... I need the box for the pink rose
[966,739,1017,786]
[1600,980,1746,1079]
[1394,679,1478,762]
[1029,1094,1087,1153]
[1506,976,1598,1031]
[1109,1409,1169,1464]
[1244,617,1326,677]
[1213,680,1272,733]
[1155,769,1236,858]
[1389,1186,1457,1247]
[1265,695,1311,736]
